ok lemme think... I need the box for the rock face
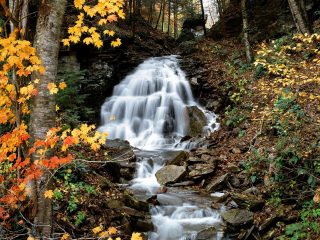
[206,173,229,192]
[155,165,187,185]
[186,106,208,137]
[222,209,253,227]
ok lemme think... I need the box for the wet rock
[206,173,229,192]
[188,163,215,179]
[123,191,149,212]
[210,192,229,203]
[222,209,253,227]
[186,106,208,137]
[166,151,189,166]
[134,217,154,232]
[106,199,124,209]
[230,192,265,210]
[243,187,261,195]
[228,175,241,188]
[196,226,217,240]
[155,165,187,185]
[168,181,195,187]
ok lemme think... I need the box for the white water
[99,56,223,239]
[99,55,218,150]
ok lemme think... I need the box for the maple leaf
[59,82,67,90]
[60,233,70,240]
[111,38,121,48]
[92,225,103,234]
[131,232,143,240]
[44,190,54,199]
[47,83,59,94]
[107,226,117,235]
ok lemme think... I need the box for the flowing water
[99,56,224,239]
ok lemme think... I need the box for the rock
[228,175,241,188]
[206,100,222,112]
[168,181,195,187]
[231,147,241,154]
[196,226,217,240]
[106,199,124,209]
[134,217,154,232]
[123,191,149,212]
[155,165,187,185]
[206,173,229,192]
[210,192,229,203]
[222,209,254,227]
[186,106,208,137]
[166,151,189,166]
[179,41,197,55]
[191,77,199,86]
[243,187,261,195]
[230,192,265,210]
[188,163,215,179]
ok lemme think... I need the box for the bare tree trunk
[155,0,164,29]
[199,0,206,36]
[167,0,171,34]
[173,0,178,38]
[288,0,312,34]
[29,0,67,237]
[241,0,253,63]
[162,0,166,31]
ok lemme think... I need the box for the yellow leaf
[44,190,54,199]
[27,236,35,240]
[131,232,143,240]
[59,82,67,90]
[47,82,59,94]
[107,226,117,235]
[61,233,70,240]
[92,225,103,234]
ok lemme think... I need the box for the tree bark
[167,0,171,34]
[241,0,253,63]
[173,0,178,38]
[288,0,312,34]
[161,0,166,31]
[199,0,206,36]
[29,0,67,237]
[155,0,164,29]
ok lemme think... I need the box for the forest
[0,0,320,239]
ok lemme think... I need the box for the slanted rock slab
[222,209,253,227]
[155,165,187,185]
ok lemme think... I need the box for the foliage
[283,201,320,240]
[56,70,95,128]
[224,106,247,128]
[63,0,125,48]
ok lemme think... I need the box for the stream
[99,56,225,239]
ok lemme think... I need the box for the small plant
[224,106,247,128]
[75,211,86,226]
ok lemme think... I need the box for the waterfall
[99,56,223,239]
[99,55,217,150]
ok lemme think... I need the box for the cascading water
[99,55,217,150]
[99,56,224,239]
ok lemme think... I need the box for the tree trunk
[29,0,67,237]
[155,0,164,29]
[288,0,312,34]
[173,0,178,38]
[161,0,166,31]
[241,0,253,63]
[167,0,171,34]
[199,0,206,36]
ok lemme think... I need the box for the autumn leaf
[44,190,54,199]
[107,226,117,235]
[131,232,143,240]
[59,82,67,90]
[47,83,59,94]
[92,225,103,234]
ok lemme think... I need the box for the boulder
[222,209,253,227]
[188,163,215,179]
[230,192,265,210]
[206,174,229,192]
[196,226,218,240]
[155,165,187,185]
[166,151,189,166]
[186,106,208,137]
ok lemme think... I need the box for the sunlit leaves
[64,0,125,48]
